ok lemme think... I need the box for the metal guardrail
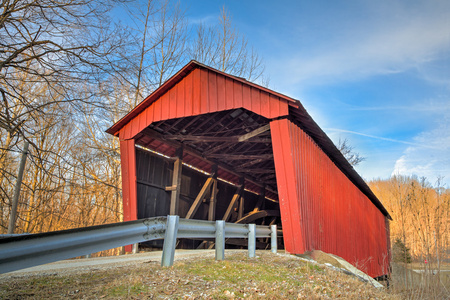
[0,216,279,274]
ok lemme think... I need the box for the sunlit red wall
[271,118,390,278]
[118,67,289,140]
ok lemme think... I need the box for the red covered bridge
[107,61,391,278]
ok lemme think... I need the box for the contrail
[324,128,439,149]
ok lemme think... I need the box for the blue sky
[182,0,450,187]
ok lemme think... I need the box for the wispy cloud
[324,128,440,149]
[329,98,450,113]
[272,1,450,87]
[188,15,217,26]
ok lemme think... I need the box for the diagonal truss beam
[222,179,245,222]
[237,124,270,142]
[185,177,215,219]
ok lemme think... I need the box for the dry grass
[390,262,450,300]
[0,252,398,299]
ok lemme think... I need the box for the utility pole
[7,141,29,234]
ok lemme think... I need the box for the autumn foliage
[369,176,449,265]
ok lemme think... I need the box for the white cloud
[392,121,450,187]
[272,1,450,87]
[189,15,217,26]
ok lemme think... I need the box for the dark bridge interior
[132,108,282,249]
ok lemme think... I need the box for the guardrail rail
[0,215,280,274]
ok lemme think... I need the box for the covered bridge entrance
[107,61,391,278]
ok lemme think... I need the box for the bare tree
[189,6,266,83]
[0,0,126,145]
[0,1,271,239]
[149,0,188,89]
[337,138,365,166]
[118,0,188,106]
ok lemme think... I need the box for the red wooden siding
[119,138,138,222]
[270,118,389,278]
[119,68,289,139]
[119,138,138,253]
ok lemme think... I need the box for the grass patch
[0,251,397,299]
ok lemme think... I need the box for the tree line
[369,176,449,266]
[0,0,265,235]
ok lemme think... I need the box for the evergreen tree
[393,238,412,263]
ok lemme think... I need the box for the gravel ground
[1,249,219,279]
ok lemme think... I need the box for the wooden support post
[223,178,244,222]
[238,196,245,220]
[170,147,183,215]
[208,166,218,221]
[207,180,218,249]
[208,180,218,221]
[253,184,266,212]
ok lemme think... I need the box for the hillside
[1,251,396,299]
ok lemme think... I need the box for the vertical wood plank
[234,82,243,108]
[153,96,162,122]
[217,74,226,111]
[193,68,201,115]
[119,138,137,252]
[146,104,154,125]
[200,69,209,114]
[208,179,217,221]
[260,92,270,118]
[242,84,251,112]
[138,111,147,133]
[251,88,261,115]
[130,118,140,139]
[208,71,217,112]
[185,71,193,116]
[225,77,234,109]
[177,79,185,118]
[170,147,183,215]
[160,92,170,120]
[169,85,178,118]
[238,196,245,220]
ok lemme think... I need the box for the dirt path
[1,249,220,278]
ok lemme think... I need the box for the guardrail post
[248,224,256,258]
[161,215,179,267]
[215,220,225,260]
[132,243,139,254]
[270,225,277,253]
